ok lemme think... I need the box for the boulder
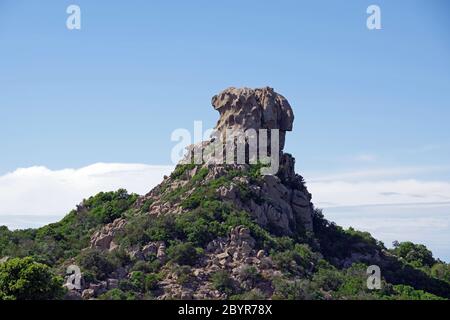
[212,87,294,152]
[81,289,95,300]
[90,218,126,251]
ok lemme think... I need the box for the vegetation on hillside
[0,165,449,300]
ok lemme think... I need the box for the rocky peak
[212,87,294,152]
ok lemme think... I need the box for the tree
[76,249,116,281]
[391,242,436,268]
[0,257,64,300]
[166,242,199,266]
[211,270,235,295]
[431,263,450,283]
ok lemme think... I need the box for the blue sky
[0,1,449,260]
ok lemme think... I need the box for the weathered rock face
[90,218,126,251]
[158,226,278,300]
[217,161,314,234]
[141,87,314,235]
[212,87,294,151]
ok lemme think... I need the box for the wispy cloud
[305,166,450,261]
[308,179,450,208]
[401,144,444,154]
[352,153,377,162]
[1,163,449,261]
[0,163,174,217]
[307,166,449,183]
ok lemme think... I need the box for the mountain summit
[134,87,314,237]
[1,88,449,300]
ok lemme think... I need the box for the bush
[230,289,266,300]
[84,189,138,224]
[0,189,138,267]
[393,284,444,300]
[271,277,319,300]
[118,279,134,292]
[271,244,317,275]
[238,266,261,286]
[77,249,116,281]
[0,257,65,300]
[312,268,345,292]
[170,164,197,180]
[173,265,193,286]
[175,211,224,247]
[312,209,382,261]
[166,242,200,266]
[131,260,152,273]
[98,289,131,300]
[391,242,436,268]
[140,199,154,213]
[130,271,145,292]
[145,273,160,291]
[211,270,234,295]
[431,263,450,283]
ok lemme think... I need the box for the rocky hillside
[1,88,449,300]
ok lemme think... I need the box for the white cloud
[307,166,448,183]
[0,163,174,217]
[304,167,450,261]
[324,204,450,261]
[352,153,377,162]
[2,164,449,218]
[1,163,449,260]
[307,179,450,208]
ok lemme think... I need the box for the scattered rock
[107,279,119,290]
[81,289,95,300]
[90,218,127,251]
[257,250,265,259]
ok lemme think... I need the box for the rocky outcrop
[82,87,315,300]
[90,218,126,251]
[157,226,278,300]
[174,87,314,234]
[217,169,313,234]
[212,87,294,151]
[0,256,9,264]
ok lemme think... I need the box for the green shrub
[171,164,197,180]
[230,289,266,300]
[118,279,134,292]
[98,289,127,300]
[140,199,154,213]
[0,189,138,267]
[391,242,436,268]
[312,268,345,292]
[191,167,209,183]
[130,271,145,292]
[271,277,319,300]
[211,270,234,295]
[0,257,65,300]
[239,266,261,286]
[431,263,450,282]
[271,244,317,275]
[131,260,152,273]
[166,242,200,266]
[77,249,116,281]
[393,284,444,300]
[173,265,193,286]
[145,273,160,291]
[83,189,138,224]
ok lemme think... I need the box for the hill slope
[1,87,449,300]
